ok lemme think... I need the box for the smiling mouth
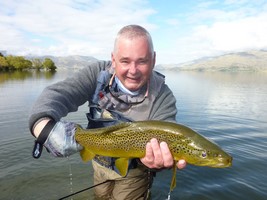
[127,77,140,82]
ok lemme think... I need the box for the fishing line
[58,171,153,199]
[67,156,73,198]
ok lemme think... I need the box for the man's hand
[32,119,83,158]
[140,138,186,169]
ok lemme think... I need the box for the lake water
[0,69,267,200]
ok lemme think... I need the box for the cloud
[1,0,267,64]
[199,13,267,51]
[0,0,156,58]
[155,1,267,64]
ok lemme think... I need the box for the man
[29,25,186,199]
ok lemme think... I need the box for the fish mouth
[209,157,233,168]
[195,156,233,168]
[211,162,232,168]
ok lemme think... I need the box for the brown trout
[75,120,232,192]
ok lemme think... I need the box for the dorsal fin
[83,122,131,135]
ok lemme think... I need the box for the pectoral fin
[80,148,95,162]
[170,162,177,192]
[115,158,129,177]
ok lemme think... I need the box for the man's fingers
[140,138,187,170]
[140,141,154,167]
[145,141,154,162]
[176,159,187,169]
[150,138,164,168]
[160,142,174,168]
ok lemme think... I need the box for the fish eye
[201,152,207,158]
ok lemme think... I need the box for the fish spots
[75,120,232,167]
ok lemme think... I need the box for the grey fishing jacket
[29,60,177,132]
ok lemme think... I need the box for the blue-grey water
[0,70,267,200]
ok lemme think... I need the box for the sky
[1,0,267,64]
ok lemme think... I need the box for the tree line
[0,52,57,71]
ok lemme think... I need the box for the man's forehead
[116,39,151,53]
[118,55,149,60]
[117,36,149,46]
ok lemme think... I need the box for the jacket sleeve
[29,60,112,132]
[149,83,177,122]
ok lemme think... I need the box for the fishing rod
[58,180,111,200]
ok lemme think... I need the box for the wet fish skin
[75,120,232,191]
[75,120,232,167]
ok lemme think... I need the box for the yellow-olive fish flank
[75,120,232,192]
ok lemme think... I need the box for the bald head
[111,25,156,91]
[113,25,154,56]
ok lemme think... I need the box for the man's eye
[138,60,147,65]
[121,60,129,64]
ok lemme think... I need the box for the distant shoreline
[156,50,267,72]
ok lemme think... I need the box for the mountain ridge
[156,50,267,72]
[26,55,98,69]
[25,49,267,71]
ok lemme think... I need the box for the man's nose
[128,62,138,74]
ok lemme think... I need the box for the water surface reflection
[0,70,267,199]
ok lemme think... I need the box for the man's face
[112,37,155,92]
